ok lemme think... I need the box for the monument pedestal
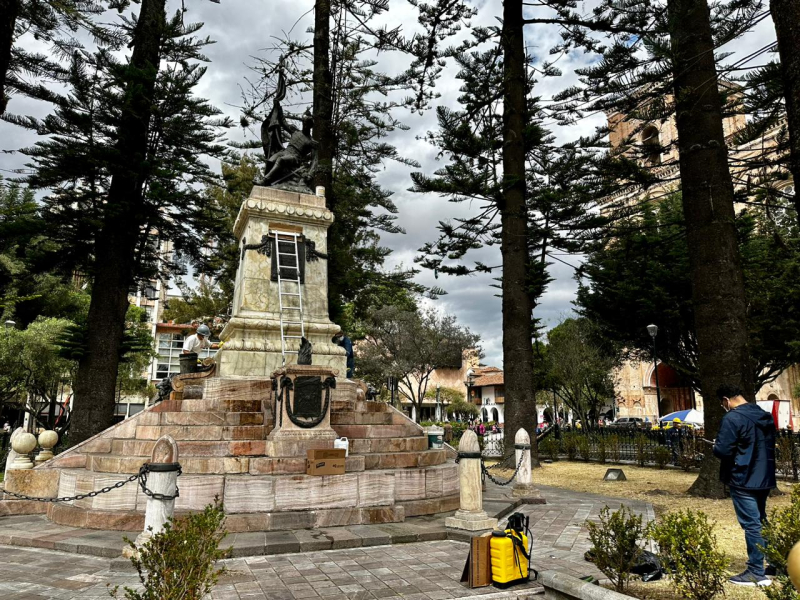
[267,364,339,457]
[217,187,347,378]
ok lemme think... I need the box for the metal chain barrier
[2,464,181,503]
[480,451,525,487]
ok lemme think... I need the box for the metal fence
[537,428,800,480]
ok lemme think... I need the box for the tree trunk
[313,0,333,202]
[0,0,20,116]
[667,0,755,498]
[500,0,539,464]
[770,0,800,229]
[312,0,339,321]
[70,0,167,445]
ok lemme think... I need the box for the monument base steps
[1,375,458,530]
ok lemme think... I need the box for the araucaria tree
[21,1,229,444]
[523,0,769,497]
[0,0,125,117]
[413,8,597,457]
[358,306,481,423]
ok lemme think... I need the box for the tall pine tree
[21,2,229,443]
[523,0,769,496]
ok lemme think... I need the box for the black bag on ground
[583,549,663,582]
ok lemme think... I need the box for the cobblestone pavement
[0,485,654,599]
[0,541,543,600]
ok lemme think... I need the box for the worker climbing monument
[1,71,458,532]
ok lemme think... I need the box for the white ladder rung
[272,230,305,367]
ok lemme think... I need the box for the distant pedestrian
[713,384,777,587]
[478,422,486,436]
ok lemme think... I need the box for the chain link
[480,451,526,487]
[2,464,181,503]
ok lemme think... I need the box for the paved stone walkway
[0,485,655,599]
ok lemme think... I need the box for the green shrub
[577,435,591,461]
[649,509,728,600]
[540,437,560,461]
[607,434,621,462]
[762,484,800,600]
[585,505,645,593]
[634,435,648,467]
[563,433,578,460]
[653,446,671,470]
[449,422,468,444]
[595,435,607,464]
[112,501,229,600]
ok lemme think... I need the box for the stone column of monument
[126,436,180,557]
[445,430,498,531]
[216,187,346,378]
[511,428,541,499]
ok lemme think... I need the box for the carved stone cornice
[234,188,334,238]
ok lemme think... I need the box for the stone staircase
[331,399,448,470]
[29,375,457,532]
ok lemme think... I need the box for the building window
[154,332,217,380]
[642,125,661,166]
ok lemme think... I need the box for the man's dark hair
[716,383,745,400]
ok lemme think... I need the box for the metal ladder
[272,231,305,365]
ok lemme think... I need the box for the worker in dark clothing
[668,418,684,465]
[713,383,777,588]
[332,330,354,378]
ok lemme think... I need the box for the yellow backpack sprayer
[490,512,537,587]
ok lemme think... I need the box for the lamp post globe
[647,324,658,338]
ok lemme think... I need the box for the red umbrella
[771,401,780,429]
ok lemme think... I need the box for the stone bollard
[512,428,542,500]
[445,429,498,531]
[9,431,37,470]
[35,430,59,464]
[3,427,23,478]
[124,435,180,558]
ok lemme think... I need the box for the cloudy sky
[0,0,778,366]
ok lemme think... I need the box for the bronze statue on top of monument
[260,69,318,193]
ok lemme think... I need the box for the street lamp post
[647,324,662,419]
[464,371,476,423]
[435,384,441,422]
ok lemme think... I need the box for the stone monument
[3,71,459,532]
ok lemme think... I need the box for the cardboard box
[306,449,346,476]
[460,532,493,588]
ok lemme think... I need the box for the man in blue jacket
[713,383,777,587]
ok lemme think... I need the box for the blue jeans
[729,487,769,577]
